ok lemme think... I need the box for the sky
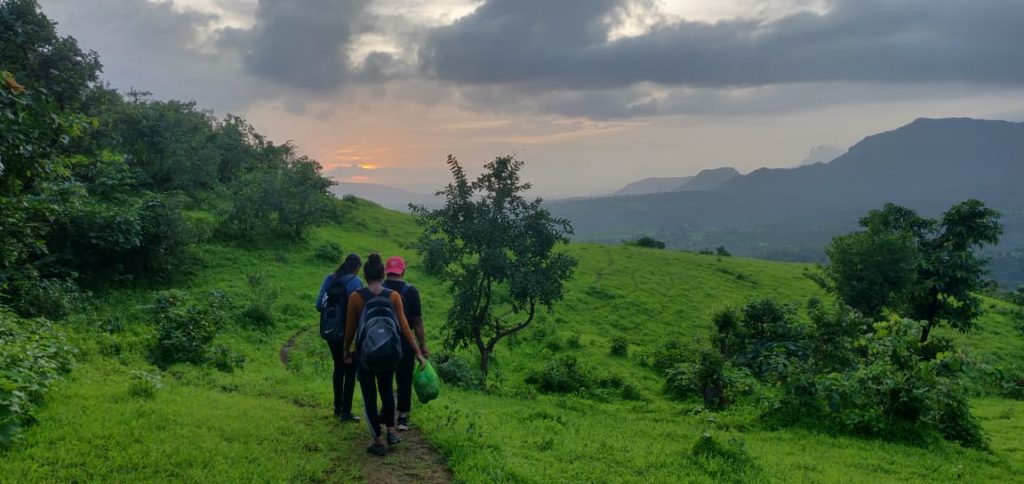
[38,0,1024,197]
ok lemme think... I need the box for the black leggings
[358,365,396,438]
[395,344,415,414]
[327,340,357,416]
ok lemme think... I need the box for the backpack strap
[399,283,413,298]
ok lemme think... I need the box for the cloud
[420,0,1024,89]
[219,0,388,92]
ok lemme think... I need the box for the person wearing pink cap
[382,255,429,431]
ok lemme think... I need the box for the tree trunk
[478,347,491,380]
[920,320,933,343]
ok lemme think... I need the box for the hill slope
[2,200,1022,482]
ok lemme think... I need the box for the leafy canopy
[827,200,1002,342]
[413,155,578,379]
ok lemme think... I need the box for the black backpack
[355,288,404,372]
[319,273,356,342]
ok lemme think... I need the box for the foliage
[413,155,577,378]
[609,336,629,357]
[433,354,480,389]
[639,338,689,372]
[126,370,163,399]
[715,246,731,257]
[627,236,665,249]
[312,241,341,263]
[665,345,730,409]
[689,432,761,482]
[151,290,226,367]
[525,354,640,400]
[240,270,278,329]
[222,155,335,241]
[713,299,808,380]
[208,345,246,373]
[4,275,87,320]
[827,201,1003,342]
[0,309,75,447]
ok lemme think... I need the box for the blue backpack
[319,273,355,342]
[355,288,404,372]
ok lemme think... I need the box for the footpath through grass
[2,199,1023,482]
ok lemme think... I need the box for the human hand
[421,345,430,358]
[416,353,427,370]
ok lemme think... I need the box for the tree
[413,155,578,379]
[628,236,665,249]
[826,200,1002,342]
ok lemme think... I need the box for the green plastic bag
[413,361,441,404]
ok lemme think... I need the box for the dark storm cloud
[219,0,376,92]
[421,0,1024,89]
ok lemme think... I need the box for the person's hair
[335,253,361,276]
[363,253,385,282]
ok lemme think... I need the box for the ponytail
[363,252,385,282]
[335,253,361,276]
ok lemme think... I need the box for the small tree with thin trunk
[412,155,577,380]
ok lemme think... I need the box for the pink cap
[386,256,406,275]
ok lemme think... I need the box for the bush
[313,241,342,263]
[689,432,761,482]
[715,246,731,257]
[5,275,87,320]
[627,236,665,249]
[208,344,246,373]
[764,318,988,449]
[151,290,225,367]
[127,370,163,399]
[526,355,592,394]
[434,354,480,389]
[525,354,639,400]
[665,346,729,409]
[241,270,278,328]
[609,336,628,357]
[0,310,76,447]
[640,338,690,372]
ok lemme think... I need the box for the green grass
[2,198,1023,482]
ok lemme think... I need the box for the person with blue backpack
[343,253,427,456]
[316,253,363,422]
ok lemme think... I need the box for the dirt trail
[280,327,453,484]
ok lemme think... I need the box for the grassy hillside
[2,199,1022,483]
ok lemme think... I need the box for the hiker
[316,253,363,422]
[344,253,427,456]
[383,255,429,431]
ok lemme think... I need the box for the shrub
[127,370,163,399]
[665,346,728,409]
[0,310,76,447]
[313,241,342,263]
[627,236,666,249]
[715,246,731,257]
[609,336,629,357]
[5,275,87,320]
[689,432,761,482]
[640,338,689,372]
[208,344,246,373]
[241,270,278,328]
[151,290,224,367]
[526,355,592,394]
[434,354,480,389]
[765,318,988,449]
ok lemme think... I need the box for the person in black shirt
[383,256,429,431]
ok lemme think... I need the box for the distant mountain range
[330,183,440,211]
[613,167,741,195]
[549,118,1024,287]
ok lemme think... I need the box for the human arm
[390,293,426,367]
[343,291,364,355]
[411,316,428,357]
